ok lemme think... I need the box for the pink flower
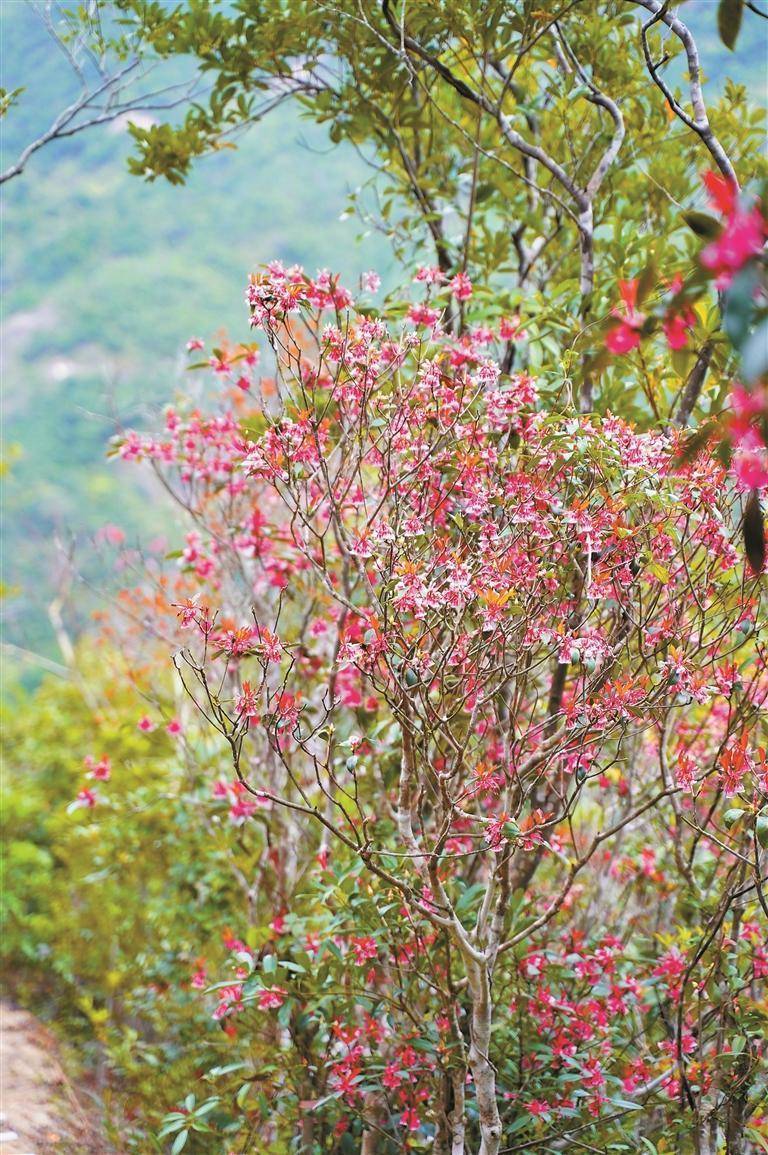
[96,524,125,546]
[190,965,207,989]
[350,936,378,966]
[186,337,205,352]
[700,172,765,285]
[236,681,260,720]
[166,717,183,736]
[499,314,527,341]
[676,750,696,791]
[228,795,258,825]
[701,207,765,285]
[257,627,282,663]
[731,383,765,423]
[407,304,441,327]
[414,265,446,285]
[84,754,111,781]
[257,986,287,1009]
[733,448,768,491]
[137,715,156,733]
[719,734,753,795]
[213,983,244,1020]
[273,691,301,729]
[362,270,381,293]
[69,788,98,812]
[224,781,271,824]
[652,947,686,991]
[449,272,473,301]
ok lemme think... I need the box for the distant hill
[0,3,391,672]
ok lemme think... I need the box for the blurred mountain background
[0,2,391,677]
[0,1,764,682]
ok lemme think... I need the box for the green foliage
[1,655,219,1146]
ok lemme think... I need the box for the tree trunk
[467,961,502,1155]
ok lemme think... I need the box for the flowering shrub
[98,267,768,1151]
[601,173,768,572]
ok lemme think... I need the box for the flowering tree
[103,264,768,1153]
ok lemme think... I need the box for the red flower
[703,170,738,217]
[257,986,287,1009]
[662,308,696,350]
[399,1108,420,1131]
[605,280,645,354]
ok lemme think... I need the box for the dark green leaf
[744,489,765,575]
[636,259,658,305]
[718,0,744,49]
[756,814,768,849]
[681,210,721,239]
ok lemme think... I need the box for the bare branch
[632,0,738,183]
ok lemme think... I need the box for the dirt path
[0,1003,106,1154]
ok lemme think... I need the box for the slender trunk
[299,1108,314,1153]
[435,1068,467,1155]
[578,204,595,413]
[449,1070,467,1155]
[674,341,713,427]
[725,1052,751,1154]
[467,961,502,1155]
[507,660,568,894]
[360,1090,388,1154]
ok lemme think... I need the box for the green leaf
[206,1062,249,1079]
[723,808,746,829]
[170,1131,189,1155]
[724,265,760,348]
[681,210,721,239]
[636,259,658,306]
[743,490,765,576]
[194,1098,220,1116]
[756,814,768,849]
[741,319,768,385]
[747,1127,768,1153]
[718,0,744,49]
